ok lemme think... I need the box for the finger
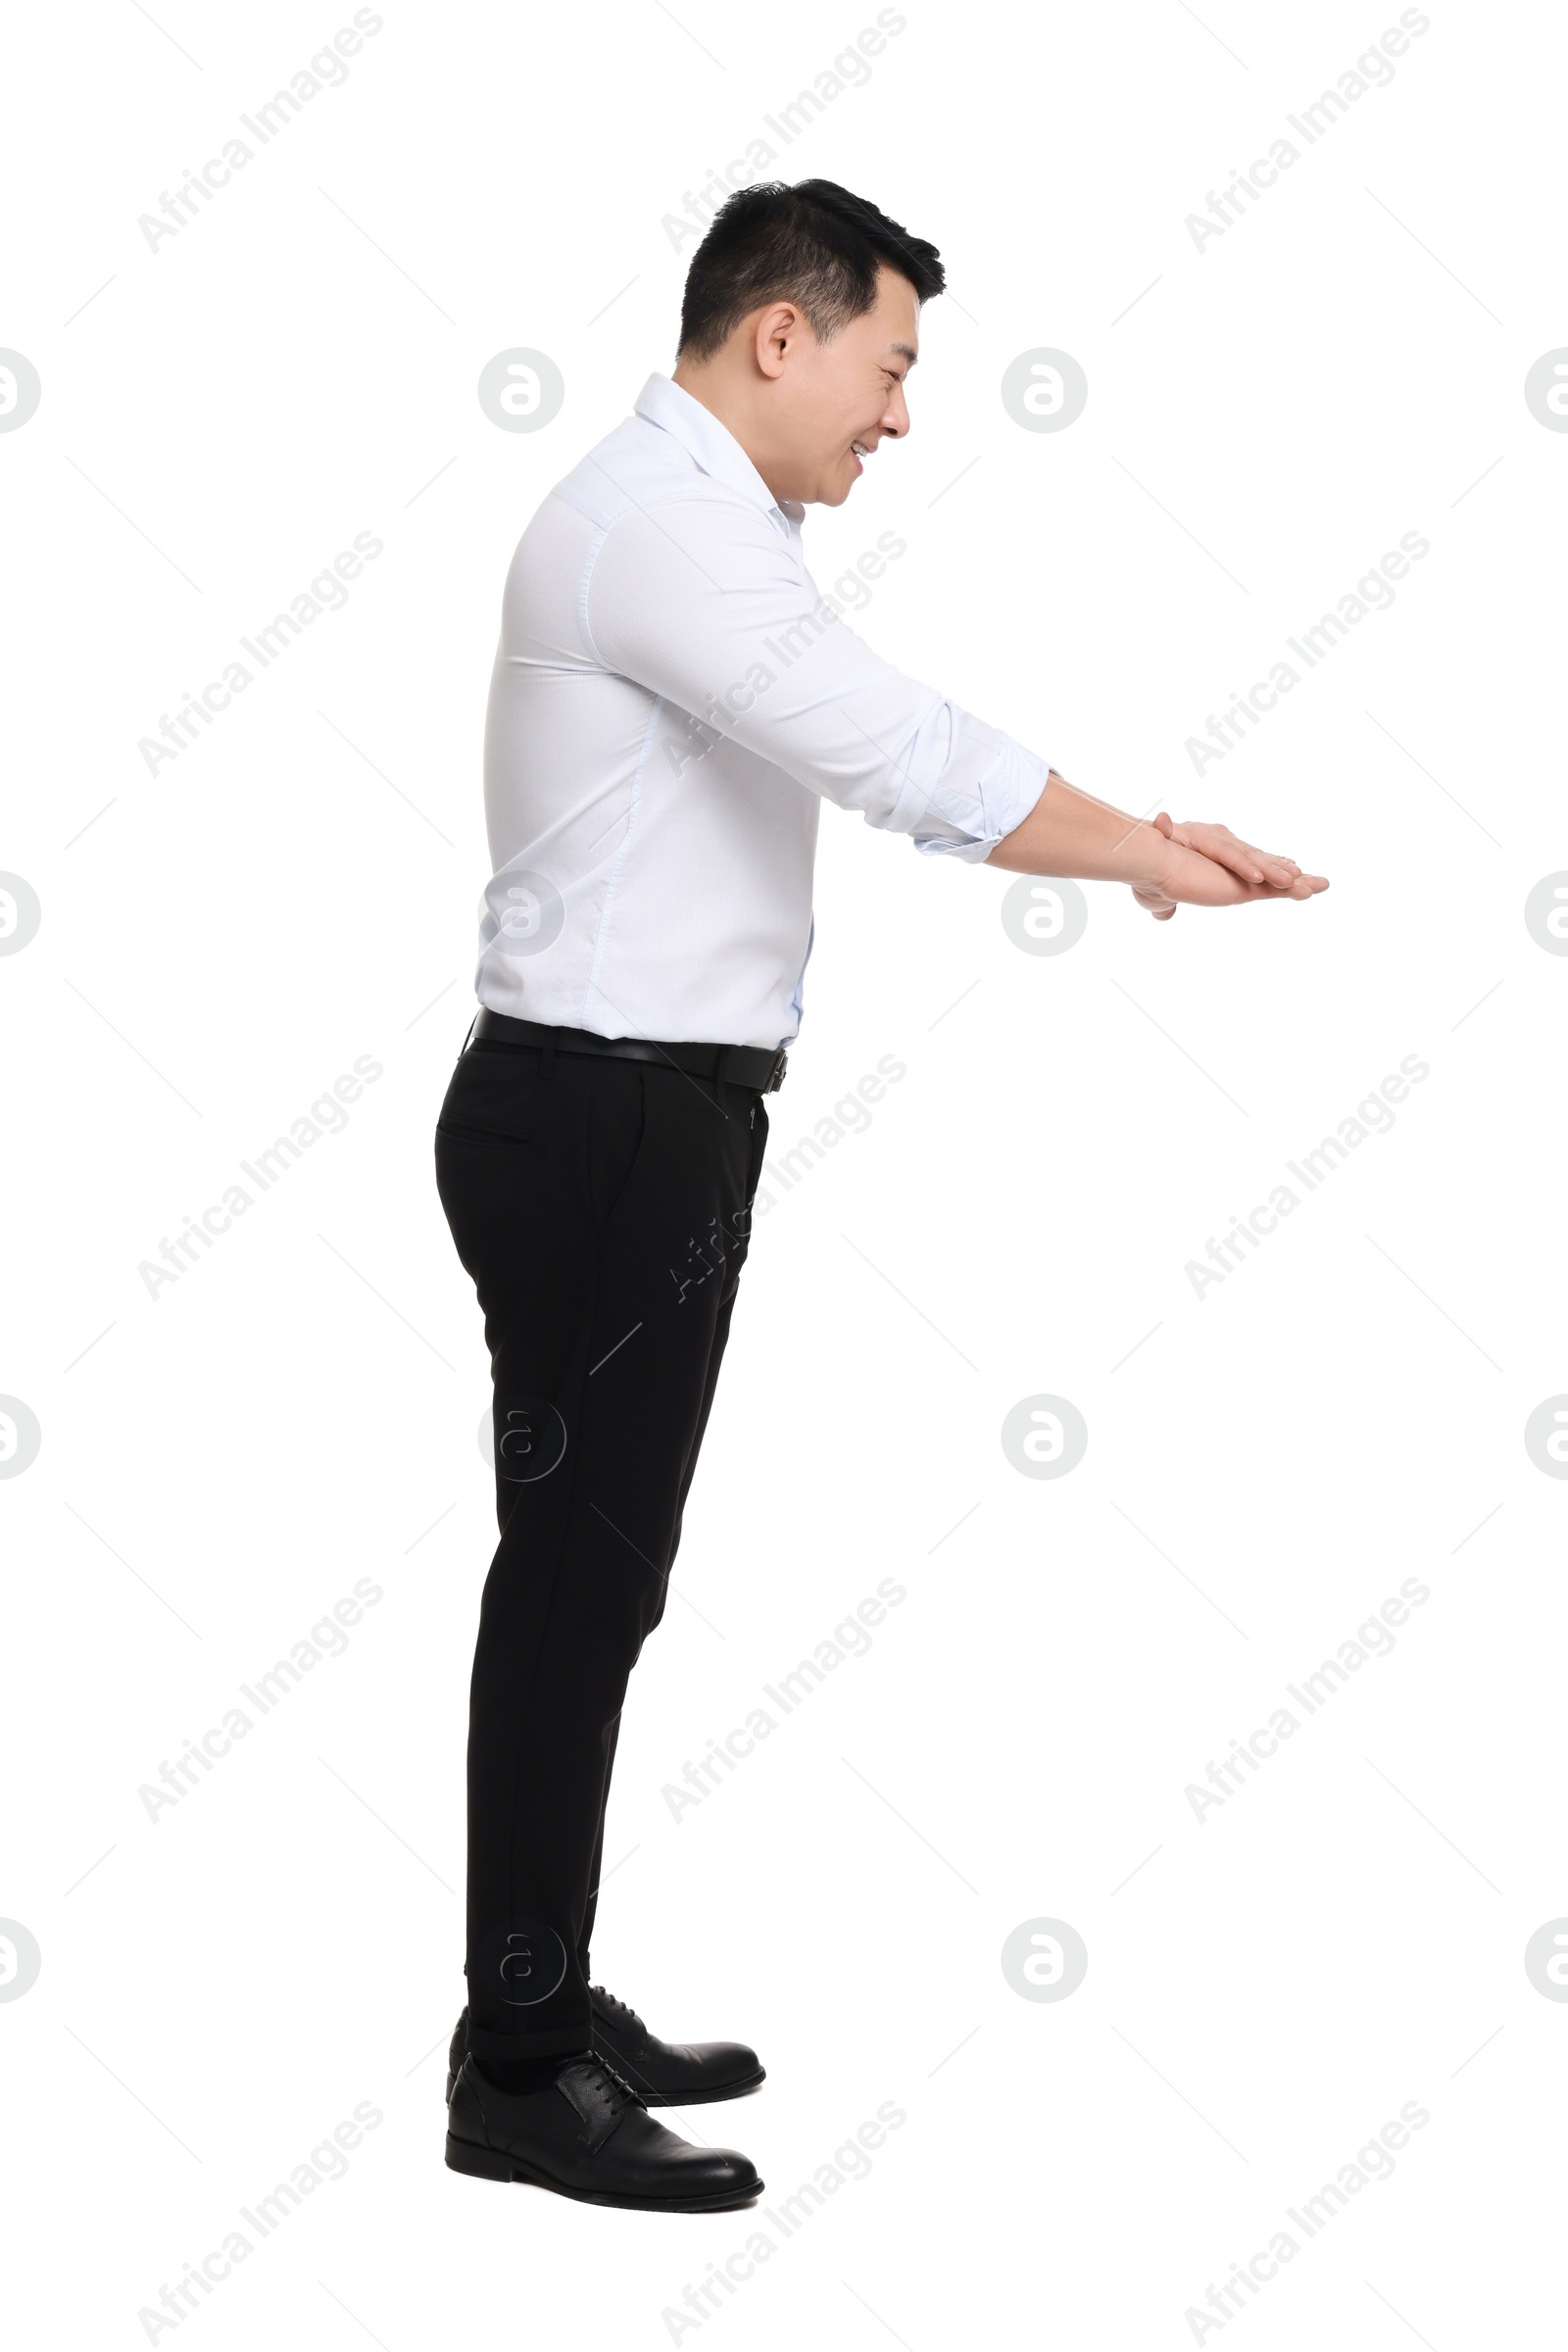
[1205,834,1271,886]
[1242,844,1309,890]
[1151,809,1173,838]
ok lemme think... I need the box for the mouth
[849,437,874,473]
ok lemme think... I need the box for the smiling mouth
[851,439,873,459]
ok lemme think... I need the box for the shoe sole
[445,2063,767,2108]
[444,2132,763,2212]
[633,2066,766,2108]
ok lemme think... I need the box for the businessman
[435,177,1327,2211]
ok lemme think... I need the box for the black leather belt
[469,1007,788,1093]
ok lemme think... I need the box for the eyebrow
[888,342,918,369]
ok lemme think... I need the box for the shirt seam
[580,693,662,1034]
[564,473,797,660]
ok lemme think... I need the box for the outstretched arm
[986,770,1329,919]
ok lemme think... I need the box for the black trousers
[433,1034,769,2060]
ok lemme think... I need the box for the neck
[669,362,789,503]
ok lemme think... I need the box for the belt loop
[540,1037,556,1080]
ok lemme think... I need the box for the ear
[754,301,806,380]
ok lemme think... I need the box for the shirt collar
[634,373,805,534]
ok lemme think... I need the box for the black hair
[677,178,945,360]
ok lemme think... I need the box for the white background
[4,0,1566,2344]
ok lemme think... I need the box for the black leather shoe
[588,1983,765,2105]
[445,2053,762,2211]
[445,1988,765,2106]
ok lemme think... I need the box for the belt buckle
[765,1046,788,1094]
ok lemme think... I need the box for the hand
[1131,812,1330,919]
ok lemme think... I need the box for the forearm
[985,769,1163,885]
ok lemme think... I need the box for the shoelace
[575,2056,643,2109]
[589,1983,644,2034]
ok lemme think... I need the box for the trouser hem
[466,2021,595,2063]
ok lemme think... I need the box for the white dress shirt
[476,372,1049,1049]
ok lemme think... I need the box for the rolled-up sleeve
[579,488,1049,859]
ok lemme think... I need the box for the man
[435,178,1327,2212]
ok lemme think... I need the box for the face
[764,266,920,507]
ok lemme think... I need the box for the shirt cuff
[910,735,1051,863]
